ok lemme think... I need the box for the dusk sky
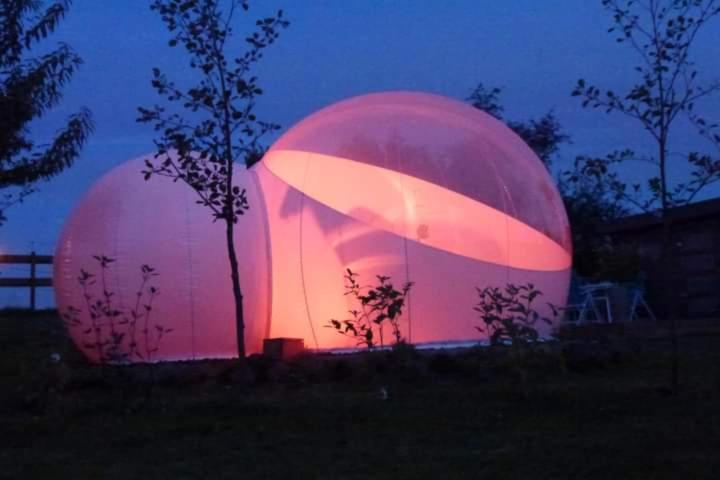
[2,0,720,305]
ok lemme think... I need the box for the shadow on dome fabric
[54,91,571,363]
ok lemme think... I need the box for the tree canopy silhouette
[0,0,93,226]
[467,82,568,168]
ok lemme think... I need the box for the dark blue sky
[3,0,720,258]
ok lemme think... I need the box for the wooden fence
[0,252,53,310]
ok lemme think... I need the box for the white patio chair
[628,286,657,322]
[577,282,614,324]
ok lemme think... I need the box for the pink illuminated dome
[54,155,270,363]
[256,91,572,349]
[55,91,572,363]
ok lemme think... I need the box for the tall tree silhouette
[570,0,720,393]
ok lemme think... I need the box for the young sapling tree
[137,0,289,358]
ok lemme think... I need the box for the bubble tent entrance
[54,92,572,363]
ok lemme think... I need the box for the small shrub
[61,255,170,364]
[474,283,553,347]
[474,283,556,395]
[327,269,413,349]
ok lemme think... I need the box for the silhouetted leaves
[62,256,165,363]
[138,1,289,224]
[467,82,569,168]
[474,283,552,347]
[0,1,93,225]
[570,0,720,213]
[327,269,414,349]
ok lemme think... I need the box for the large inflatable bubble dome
[55,91,572,363]
[257,91,572,350]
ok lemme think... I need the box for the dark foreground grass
[1,311,720,479]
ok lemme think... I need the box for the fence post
[30,251,36,311]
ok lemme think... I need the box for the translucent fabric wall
[256,92,572,349]
[54,156,270,362]
[55,91,572,362]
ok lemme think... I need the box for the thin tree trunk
[224,148,246,359]
[215,35,246,360]
[224,139,245,359]
[226,217,246,359]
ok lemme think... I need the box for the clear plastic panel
[270,91,572,253]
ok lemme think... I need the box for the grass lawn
[1,310,719,479]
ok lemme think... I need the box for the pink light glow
[257,91,572,350]
[55,91,573,362]
[263,149,571,272]
[54,155,270,362]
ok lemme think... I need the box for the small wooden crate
[263,338,305,360]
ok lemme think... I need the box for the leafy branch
[474,283,554,347]
[62,256,168,363]
[569,0,720,213]
[328,269,414,349]
[1,1,93,225]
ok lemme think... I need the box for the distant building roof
[599,197,720,235]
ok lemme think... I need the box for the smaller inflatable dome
[54,154,270,363]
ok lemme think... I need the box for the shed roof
[599,197,720,235]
